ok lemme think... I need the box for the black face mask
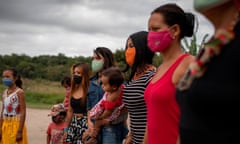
[74,75,82,84]
[52,116,58,123]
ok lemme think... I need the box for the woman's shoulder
[16,88,24,96]
[180,54,195,68]
[173,54,195,85]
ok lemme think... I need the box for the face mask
[73,75,82,84]
[125,47,136,66]
[2,78,13,87]
[147,30,174,52]
[52,116,58,123]
[91,60,104,72]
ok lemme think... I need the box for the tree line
[1,33,207,82]
[0,49,162,82]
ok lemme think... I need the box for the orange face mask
[125,47,136,66]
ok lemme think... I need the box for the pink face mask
[147,30,174,52]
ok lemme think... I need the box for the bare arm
[0,93,4,141]
[142,126,148,144]
[47,134,51,144]
[16,89,26,141]
[173,55,195,85]
[65,105,73,127]
[97,109,112,120]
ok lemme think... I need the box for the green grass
[0,78,66,109]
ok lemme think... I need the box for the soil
[26,107,51,144]
[0,102,51,144]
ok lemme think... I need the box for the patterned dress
[1,88,28,144]
[122,69,155,144]
[66,97,87,144]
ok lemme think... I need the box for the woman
[0,68,28,144]
[143,3,195,144]
[122,31,156,144]
[65,62,90,144]
[84,47,128,144]
[176,0,240,144]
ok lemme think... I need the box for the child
[0,68,28,144]
[84,67,125,144]
[46,103,68,144]
[61,76,71,110]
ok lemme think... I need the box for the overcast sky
[0,0,214,57]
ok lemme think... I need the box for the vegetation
[0,34,208,109]
[0,78,65,109]
[0,51,161,109]
[182,33,209,56]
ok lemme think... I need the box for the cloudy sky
[0,0,214,57]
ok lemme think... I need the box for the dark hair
[124,31,155,80]
[151,3,195,38]
[102,67,124,88]
[59,111,67,117]
[61,76,71,87]
[4,68,22,89]
[94,47,116,70]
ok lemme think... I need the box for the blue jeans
[101,122,128,144]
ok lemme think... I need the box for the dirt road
[26,107,51,144]
[0,101,51,144]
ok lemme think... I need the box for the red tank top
[144,54,188,144]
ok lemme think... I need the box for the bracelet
[64,127,68,132]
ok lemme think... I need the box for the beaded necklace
[133,64,155,80]
[178,28,234,90]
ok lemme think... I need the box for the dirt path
[0,101,51,144]
[26,107,51,144]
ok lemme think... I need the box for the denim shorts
[101,122,128,144]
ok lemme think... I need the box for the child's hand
[16,130,23,142]
[0,130,2,141]
[63,132,68,143]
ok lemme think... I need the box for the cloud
[0,0,214,57]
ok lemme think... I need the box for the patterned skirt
[66,115,87,144]
[1,116,28,144]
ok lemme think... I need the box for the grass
[0,78,66,109]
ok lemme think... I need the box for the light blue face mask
[91,60,104,72]
[194,0,230,11]
[2,78,13,87]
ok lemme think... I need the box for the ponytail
[184,12,195,37]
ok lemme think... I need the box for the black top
[70,97,87,114]
[176,21,240,144]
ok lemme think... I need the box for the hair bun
[184,12,195,37]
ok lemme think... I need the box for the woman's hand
[123,134,132,144]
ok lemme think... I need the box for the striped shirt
[122,69,156,144]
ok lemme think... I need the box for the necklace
[133,64,155,80]
[178,28,234,90]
